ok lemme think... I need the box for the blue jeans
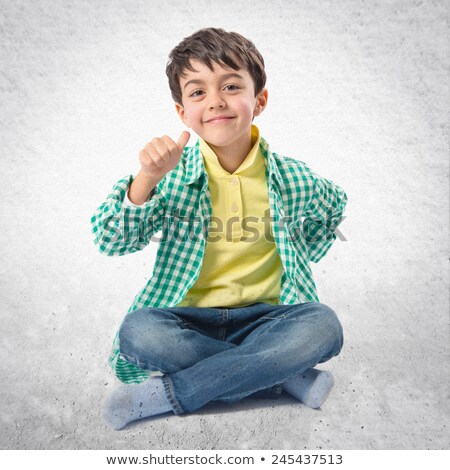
[118,302,344,415]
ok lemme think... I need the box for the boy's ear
[175,102,190,127]
[253,88,268,118]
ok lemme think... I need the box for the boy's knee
[312,302,344,350]
[314,303,344,349]
[119,308,150,335]
[118,308,160,354]
[316,302,341,324]
[117,308,171,371]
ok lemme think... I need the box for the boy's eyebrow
[183,73,245,90]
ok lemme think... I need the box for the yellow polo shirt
[177,125,283,308]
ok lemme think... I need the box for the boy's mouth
[205,116,235,124]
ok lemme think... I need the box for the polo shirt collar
[199,124,261,175]
[182,125,284,187]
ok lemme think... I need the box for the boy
[91,27,348,430]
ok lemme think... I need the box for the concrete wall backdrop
[0,0,448,450]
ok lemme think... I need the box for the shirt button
[231,203,239,212]
[232,178,239,186]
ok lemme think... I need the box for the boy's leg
[106,305,238,429]
[105,302,343,428]
[117,305,282,398]
[118,306,237,373]
[105,304,282,429]
[160,302,344,415]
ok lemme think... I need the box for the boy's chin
[196,132,230,148]
[199,130,249,149]
[203,137,228,147]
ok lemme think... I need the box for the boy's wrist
[127,171,161,206]
[135,170,162,186]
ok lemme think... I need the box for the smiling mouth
[205,117,235,123]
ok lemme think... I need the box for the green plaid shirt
[91,135,348,384]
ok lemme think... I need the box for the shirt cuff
[123,188,151,207]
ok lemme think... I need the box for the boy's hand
[139,131,190,182]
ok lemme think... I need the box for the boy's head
[166,27,266,107]
[165,28,268,150]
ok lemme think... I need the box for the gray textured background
[1,0,448,450]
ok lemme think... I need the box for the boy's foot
[283,368,334,409]
[104,376,173,430]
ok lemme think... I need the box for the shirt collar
[181,139,204,186]
[181,125,284,187]
[199,124,261,176]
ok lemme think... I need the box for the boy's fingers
[152,138,172,162]
[177,130,190,150]
[160,135,180,160]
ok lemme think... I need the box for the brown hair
[165,27,266,105]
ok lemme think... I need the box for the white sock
[283,368,335,409]
[104,376,173,430]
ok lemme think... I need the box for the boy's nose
[208,92,226,109]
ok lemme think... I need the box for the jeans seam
[161,374,186,415]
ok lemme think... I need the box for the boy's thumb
[177,130,190,150]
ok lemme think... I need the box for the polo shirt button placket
[228,177,242,240]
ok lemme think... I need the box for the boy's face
[175,59,268,150]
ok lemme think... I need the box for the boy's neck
[206,133,253,174]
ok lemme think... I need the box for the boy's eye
[189,85,240,98]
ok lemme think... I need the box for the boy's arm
[90,174,167,256]
[302,170,348,263]
[90,131,190,256]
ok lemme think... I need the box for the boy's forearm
[128,170,161,205]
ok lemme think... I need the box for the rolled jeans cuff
[161,374,186,415]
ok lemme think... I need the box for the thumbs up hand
[138,131,191,182]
